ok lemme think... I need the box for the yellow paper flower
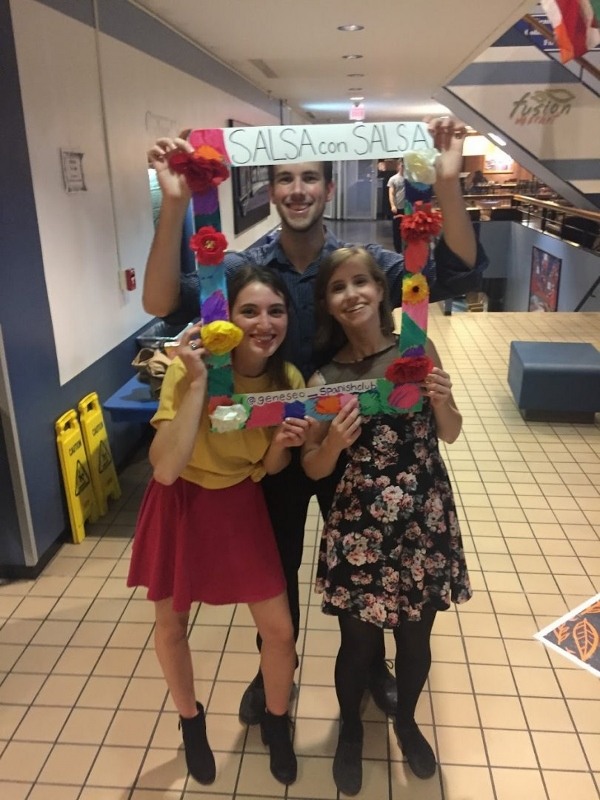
[404,149,437,185]
[200,321,243,355]
[402,274,429,305]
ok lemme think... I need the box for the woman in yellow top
[128,266,309,787]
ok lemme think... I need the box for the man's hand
[425,116,467,183]
[148,136,193,203]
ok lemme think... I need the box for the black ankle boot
[368,659,397,716]
[239,671,265,726]
[394,720,436,779]
[260,710,297,785]
[179,702,216,785]
[332,723,363,796]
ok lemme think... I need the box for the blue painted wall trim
[101,0,279,117]
[35,0,279,116]
[33,0,94,26]
[449,60,579,86]
[0,0,146,567]
[540,160,600,180]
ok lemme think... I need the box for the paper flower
[247,403,285,428]
[389,383,422,409]
[358,390,381,416]
[202,290,228,323]
[402,274,429,305]
[168,144,229,194]
[315,396,342,415]
[403,345,426,357]
[200,321,243,355]
[404,149,437,185]
[209,403,248,433]
[385,356,433,384]
[400,202,443,243]
[190,227,228,266]
[284,401,306,419]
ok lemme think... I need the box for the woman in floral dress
[302,247,472,795]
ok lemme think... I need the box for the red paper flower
[400,202,443,243]
[168,144,229,194]
[384,356,433,385]
[189,226,228,265]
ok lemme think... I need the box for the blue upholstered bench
[508,341,600,423]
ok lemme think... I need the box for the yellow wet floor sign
[56,409,99,543]
[78,392,121,517]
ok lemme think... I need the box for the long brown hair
[314,247,394,355]
[228,265,293,389]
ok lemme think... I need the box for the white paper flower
[209,403,249,433]
[404,149,438,185]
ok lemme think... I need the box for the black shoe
[239,671,265,726]
[179,702,216,785]
[260,710,297,785]
[394,720,436,779]
[368,659,397,717]
[332,729,363,796]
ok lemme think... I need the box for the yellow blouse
[151,359,304,489]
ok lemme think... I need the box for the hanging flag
[589,0,600,24]
[541,0,600,62]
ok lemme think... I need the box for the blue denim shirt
[167,229,488,379]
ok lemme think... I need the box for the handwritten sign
[222,122,433,166]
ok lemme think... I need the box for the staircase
[435,18,600,210]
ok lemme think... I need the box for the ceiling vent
[249,59,278,79]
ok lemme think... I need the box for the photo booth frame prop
[170,122,441,432]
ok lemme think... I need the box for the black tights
[335,606,437,738]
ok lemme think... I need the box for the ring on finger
[190,341,199,351]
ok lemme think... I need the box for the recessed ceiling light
[347,73,364,78]
[350,96,364,102]
[348,87,363,92]
[337,24,364,32]
[342,54,363,59]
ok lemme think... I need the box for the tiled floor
[1,308,600,799]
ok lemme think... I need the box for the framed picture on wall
[228,119,271,234]
[528,246,562,312]
[483,151,514,173]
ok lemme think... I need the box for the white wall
[11,0,280,385]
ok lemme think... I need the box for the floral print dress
[316,347,472,628]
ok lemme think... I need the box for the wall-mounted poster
[529,246,562,312]
[483,149,514,174]
[229,119,271,234]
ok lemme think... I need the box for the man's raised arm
[142,137,192,317]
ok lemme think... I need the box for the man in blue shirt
[142,116,488,726]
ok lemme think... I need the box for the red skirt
[127,477,286,612]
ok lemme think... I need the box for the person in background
[302,247,472,795]
[387,158,406,252]
[141,116,488,729]
[464,169,488,194]
[128,266,310,787]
